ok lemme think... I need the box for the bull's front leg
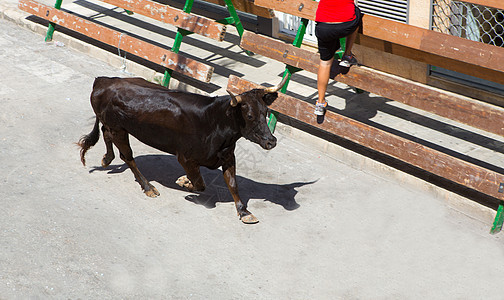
[222,155,258,224]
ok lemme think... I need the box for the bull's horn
[227,90,242,107]
[263,75,289,93]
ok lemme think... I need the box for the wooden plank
[253,0,316,19]
[240,31,504,137]
[254,0,504,75]
[361,15,504,74]
[356,35,504,85]
[19,0,214,82]
[241,31,319,71]
[257,0,504,19]
[227,75,504,201]
[101,0,227,41]
[461,0,504,10]
[203,0,274,18]
[254,0,315,19]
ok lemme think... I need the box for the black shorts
[315,7,362,61]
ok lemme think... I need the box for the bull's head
[227,76,288,150]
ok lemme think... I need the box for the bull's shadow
[90,154,312,211]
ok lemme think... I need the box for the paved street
[1,4,504,299]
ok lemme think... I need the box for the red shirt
[315,0,356,23]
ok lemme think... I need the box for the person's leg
[340,27,359,67]
[317,57,334,105]
[314,22,339,115]
[340,8,362,67]
[343,27,358,57]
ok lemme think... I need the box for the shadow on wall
[89,154,315,211]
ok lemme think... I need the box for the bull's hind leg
[176,155,205,192]
[111,129,160,197]
[101,126,115,167]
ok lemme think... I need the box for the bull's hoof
[241,214,259,224]
[101,154,114,168]
[145,185,160,198]
[176,175,194,191]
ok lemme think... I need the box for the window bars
[432,0,504,47]
[277,0,410,43]
[358,0,409,23]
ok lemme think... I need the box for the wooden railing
[236,0,504,233]
[18,0,504,232]
[255,0,504,85]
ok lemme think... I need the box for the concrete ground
[1,1,504,299]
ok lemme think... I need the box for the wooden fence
[236,0,504,233]
[18,0,504,232]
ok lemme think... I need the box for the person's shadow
[90,154,316,211]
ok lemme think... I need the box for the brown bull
[78,76,287,223]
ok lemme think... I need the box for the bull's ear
[263,91,278,106]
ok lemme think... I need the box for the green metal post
[291,19,309,57]
[222,0,253,56]
[490,201,504,234]
[162,0,194,87]
[267,18,309,133]
[336,37,346,59]
[217,17,236,25]
[45,0,63,42]
[222,0,244,37]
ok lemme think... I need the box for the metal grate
[431,0,504,95]
[431,0,504,47]
[357,0,409,23]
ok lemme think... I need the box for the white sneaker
[314,101,327,116]
[339,54,358,68]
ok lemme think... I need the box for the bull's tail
[77,117,100,166]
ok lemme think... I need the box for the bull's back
[91,77,168,115]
